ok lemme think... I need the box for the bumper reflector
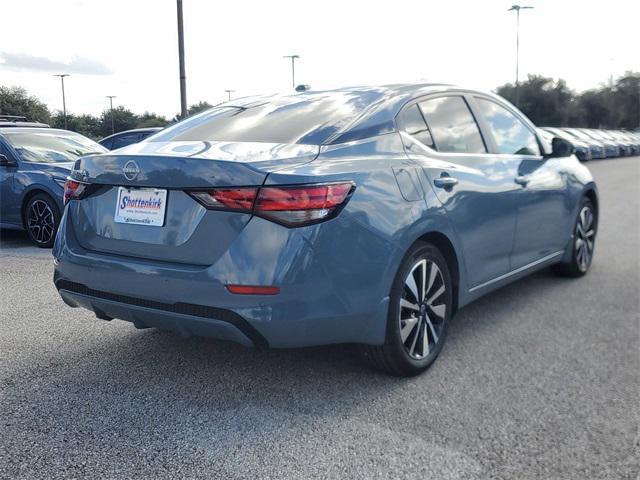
[226,285,280,295]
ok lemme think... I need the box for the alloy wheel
[27,199,55,245]
[575,205,595,272]
[399,259,447,359]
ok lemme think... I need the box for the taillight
[189,187,258,212]
[188,182,354,227]
[255,183,353,226]
[63,179,89,204]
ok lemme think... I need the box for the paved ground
[1,157,638,480]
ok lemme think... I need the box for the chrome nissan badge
[122,160,140,181]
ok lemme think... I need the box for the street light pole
[53,74,70,129]
[224,89,235,102]
[507,5,533,107]
[106,96,116,134]
[283,55,300,89]
[176,0,188,118]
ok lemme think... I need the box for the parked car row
[541,127,640,161]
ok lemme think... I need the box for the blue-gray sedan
[53,85,598,376]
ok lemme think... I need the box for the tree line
[496,72,639,130]
[0,87,214,140]
[1,72,638,140]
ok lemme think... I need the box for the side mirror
[550,137,574,158]
[0,154,13,166]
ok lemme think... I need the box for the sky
[1,0,638,118]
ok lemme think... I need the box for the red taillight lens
[256,184,352,211]
[63,179,88,204]
[255,183,353,226]
[226,285,280,295]
[189,182,354,227]
[189,187,258,212]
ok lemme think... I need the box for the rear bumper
[56,280,263,347]
[53,207,391,348]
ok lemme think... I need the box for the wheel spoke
[421,320,430,357]
[426,262,438,296]
[420,261,427,302]
[425,316,439,344]
[426,284,445,306]
[430,303,446,319]
[400,298,420,312]
[584,209,593,230]
[400,316,419,343]
[405,272,420,303]
[408,321,420,356]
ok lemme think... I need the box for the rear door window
[475,98,540,155]
[396,104,434,148]
[418,96,486,154]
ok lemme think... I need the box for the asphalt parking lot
[1,157,638,480]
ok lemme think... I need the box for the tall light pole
[53,74,70,129]
[176,0,188,118]
[106,96,116,134]
[507,5,533,107]
[224,89,235,102]
[283,54,300,89]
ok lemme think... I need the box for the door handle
[433,176,458,190]
[514,175,529,186]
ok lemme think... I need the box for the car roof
[100,127,163,142]
[215,84,518,144]
[0,121,50,128]
[0,127,78,135]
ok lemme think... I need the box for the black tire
[553,197,597,278]
[24,193,60,248]
[361,241,453,376]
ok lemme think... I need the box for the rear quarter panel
[264,133,465,330]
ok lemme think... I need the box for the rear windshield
[3,131,107,163]
[150,91,384,146]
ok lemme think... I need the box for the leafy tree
[610,72,640,130]
[0,86,51,123]
[188,101,213,116]
[495,72,639,129]
[136,112,168,128]
[496,75,577,127]
[50,112,101,139]
[579,88,614,128]
[98,106,138,138]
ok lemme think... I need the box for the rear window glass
[150,91,384,146]
[3,131,107,163]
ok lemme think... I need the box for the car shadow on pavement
[0,228,48,255]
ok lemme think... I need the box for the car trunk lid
[68,141,318,265]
